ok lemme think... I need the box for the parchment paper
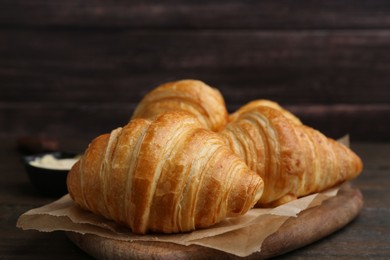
[17,185,340,257]
[17,136,350,257]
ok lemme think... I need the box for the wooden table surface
[1,136,389,259]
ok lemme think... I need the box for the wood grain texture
[65,183,363,259]
[1,30,390,104]
[1,1,390,141]
[2,0,390,30]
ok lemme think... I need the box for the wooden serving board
[67,183,363,259]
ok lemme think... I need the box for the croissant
[221,105,363,206]
[67,112,263,234]
[131,79,228,131]
[130,80,362,206]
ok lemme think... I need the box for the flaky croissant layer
[131,79,362,206]
[222,105,363,206]
[67,112,263,234]
[68,79,363,234]
[132,79,229,131]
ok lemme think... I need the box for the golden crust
[67,111,263,234]
[68,80,363,234]
[131,79,228,131]
[229,99,302,125]
[222,106,363,206]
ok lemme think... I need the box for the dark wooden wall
[1,1,390,143]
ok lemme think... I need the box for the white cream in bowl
[29,154,78,170]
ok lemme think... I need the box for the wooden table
[1,136,389,259]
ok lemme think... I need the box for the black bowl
[23,152,79,197]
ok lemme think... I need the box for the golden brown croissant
[221,105,363,207]
[130,80,362,206]
[131,79,228,131]
[67,112,263,234]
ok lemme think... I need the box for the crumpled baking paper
[17,186,339,257]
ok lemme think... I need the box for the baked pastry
[221,105,363,206]
[132,79,228,131]
[67,112,263,234]
[131,80,362,206]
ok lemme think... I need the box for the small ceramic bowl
[23,152,79,197]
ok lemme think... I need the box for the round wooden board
[66,183,363,259]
